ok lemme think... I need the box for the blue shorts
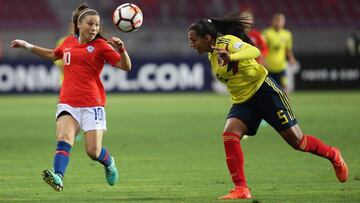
[268,70,287,89]
[227,76,297,135]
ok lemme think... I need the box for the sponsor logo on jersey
[233,42,243,49]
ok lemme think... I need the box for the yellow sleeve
[262,28,269,40]
[229,42,260,61]
[54,37,66,67]
[54,58,64,67]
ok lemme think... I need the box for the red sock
[298,134,335,160]
[222,132,247,187]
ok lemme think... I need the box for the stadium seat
[0,0,59,29]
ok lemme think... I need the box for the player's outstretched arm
[107,37,131,71]
[10,39,60,61]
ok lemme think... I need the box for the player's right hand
[107,37,125,52]
[10,39,33,50]
[10,39,26,49]
[212,45,231,65]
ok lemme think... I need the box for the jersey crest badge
[87,46,95,53]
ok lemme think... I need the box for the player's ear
[204,34,212,41]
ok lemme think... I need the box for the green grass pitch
[0,92,359,202]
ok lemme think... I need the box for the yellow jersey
[262,27,293,73]
[208,35,268,104]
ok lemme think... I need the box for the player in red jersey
[11,4,131,191]
[240,10,268,65]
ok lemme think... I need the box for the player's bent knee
[291,143,301,150]
[280,127,304,151]
[86,146,102,160]
[286,137,303,150]
[86,151,98,160]
[295,135,308,152]
[57,133,75,144]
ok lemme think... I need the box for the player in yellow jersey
[54,36,66,83]
[54,23,74,84]
[262,13,296,91]
[188,13,348,200]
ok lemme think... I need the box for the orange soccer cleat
[218,186,252,200]
[330,147,349,183]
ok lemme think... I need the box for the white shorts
[55,103,107,132]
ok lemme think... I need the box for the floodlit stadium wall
[0,55,359,94]
[0,56,213,93]
[295,55,360,90]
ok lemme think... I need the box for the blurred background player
[54,22,74,84]
[54,37,65,83]
[0,37,3,61]
[240,9,269,129]
[188,13,349,200]
[262,13,297,92]
[346,28,360,56]
[240,9,268,65]
[11,4,132,191]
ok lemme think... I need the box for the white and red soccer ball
[112,3,143,32]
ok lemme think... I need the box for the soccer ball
[112,3,143,32]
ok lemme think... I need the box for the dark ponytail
[71,4,106,40]
[189,12,253,45]
[188,19,219,39]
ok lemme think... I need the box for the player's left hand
[212,46,230,65]
[107,37,125,51]
[288,57,297,65]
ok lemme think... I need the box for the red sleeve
[100,40,121,66]
[53,36,70,58]
[250,29,268,57]
[53,46,63,58]
[257,34,268,57]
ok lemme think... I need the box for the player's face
[78,15,100,42]
[240,12,254,29]
[272,15,285,29]
[188,30,211,54]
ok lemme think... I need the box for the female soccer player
[240,10,268,65]
[187,13,348,200]
[11,4,131,191]
[262,13,296,91]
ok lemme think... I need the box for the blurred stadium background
[1,0,360,93]
[0,0,360,94]
[1,0,360,57]
[1,0,360,202]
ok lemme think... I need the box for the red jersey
[54,36,121,107]
[248,28,268,57]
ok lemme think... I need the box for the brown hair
[71,4,106,40]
